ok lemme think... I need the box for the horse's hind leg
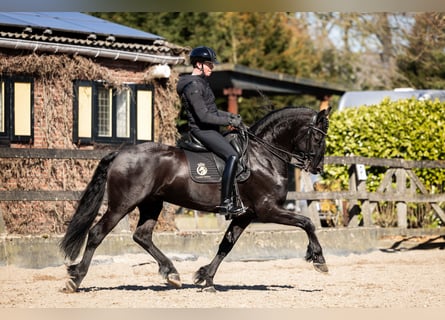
[65,207,128,292]
[133,201,181,288]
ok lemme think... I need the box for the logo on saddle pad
[184,150,249,184]
[196,162,208,176]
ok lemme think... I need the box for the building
[0,12,187,148]
[0,13,346,235]
[0,12,187,234]
[175,63,346,114]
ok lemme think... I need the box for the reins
[240,114,327,170]
[245,129,296,163]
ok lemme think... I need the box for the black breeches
[192,129,238,161]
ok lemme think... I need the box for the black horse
[60,106,330,293]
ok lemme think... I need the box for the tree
[92,13,445,105]
[91,12,317,76]
[91,12,218,47]
[395,13,445,89]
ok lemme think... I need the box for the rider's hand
[229,114,242,128]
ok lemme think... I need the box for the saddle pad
[184,150,222,183]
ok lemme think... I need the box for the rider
[176,46,244,217]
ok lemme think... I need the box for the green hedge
[325,98,445,193]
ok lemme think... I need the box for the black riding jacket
[177,74,233,132]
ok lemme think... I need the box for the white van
[338,89,445,111]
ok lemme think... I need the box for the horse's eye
[313,134,323,143]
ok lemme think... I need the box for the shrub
[326,98,445,192]
[324,98,445,227]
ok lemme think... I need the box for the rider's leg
[218,155,244,215]
[191,129,245,217]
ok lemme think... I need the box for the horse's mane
[250,106,316,135]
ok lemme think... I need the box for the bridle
[241,114,327,171]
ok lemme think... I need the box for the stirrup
[217,200,246,219]
[217,204,245,215]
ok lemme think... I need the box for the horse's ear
[317,106,331,121]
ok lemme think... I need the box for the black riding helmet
[189,46,218,66]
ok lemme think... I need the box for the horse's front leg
[303,217,328,273]
[193,214,253,292]
[261,207,328,273]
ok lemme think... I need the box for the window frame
[73,80,154,145]
[0,78,9,142]
[0,76,34,145]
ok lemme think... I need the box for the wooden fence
[1,148,445,230]
[0,148,110,201]
[288,156,445,228]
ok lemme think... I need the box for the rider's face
[201,61,214,76]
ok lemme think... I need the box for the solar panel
[0,12,163,40]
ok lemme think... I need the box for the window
[116,89,130,138]
[73,81,153,145]
[0,76,34,144]
[97,87,112,137]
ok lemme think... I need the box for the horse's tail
[59,151,119,261]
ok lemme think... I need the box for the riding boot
[217,155,245,217]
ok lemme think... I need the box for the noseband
[297,114,327,171]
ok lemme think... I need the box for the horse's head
[249,106,329,174]
[293,107,330,174]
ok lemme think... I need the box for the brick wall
[1,54,180,235]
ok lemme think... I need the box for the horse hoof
[61,279,78,293]
[201,286,217,293]
[314,263,329,273]
[167,273,182,288]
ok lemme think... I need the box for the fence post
[395,169,408,228]
[300,171,322,228]
[406,169,445,223]
[347,165,361,226]
[0,208,6,234]
[355,164,373,226]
